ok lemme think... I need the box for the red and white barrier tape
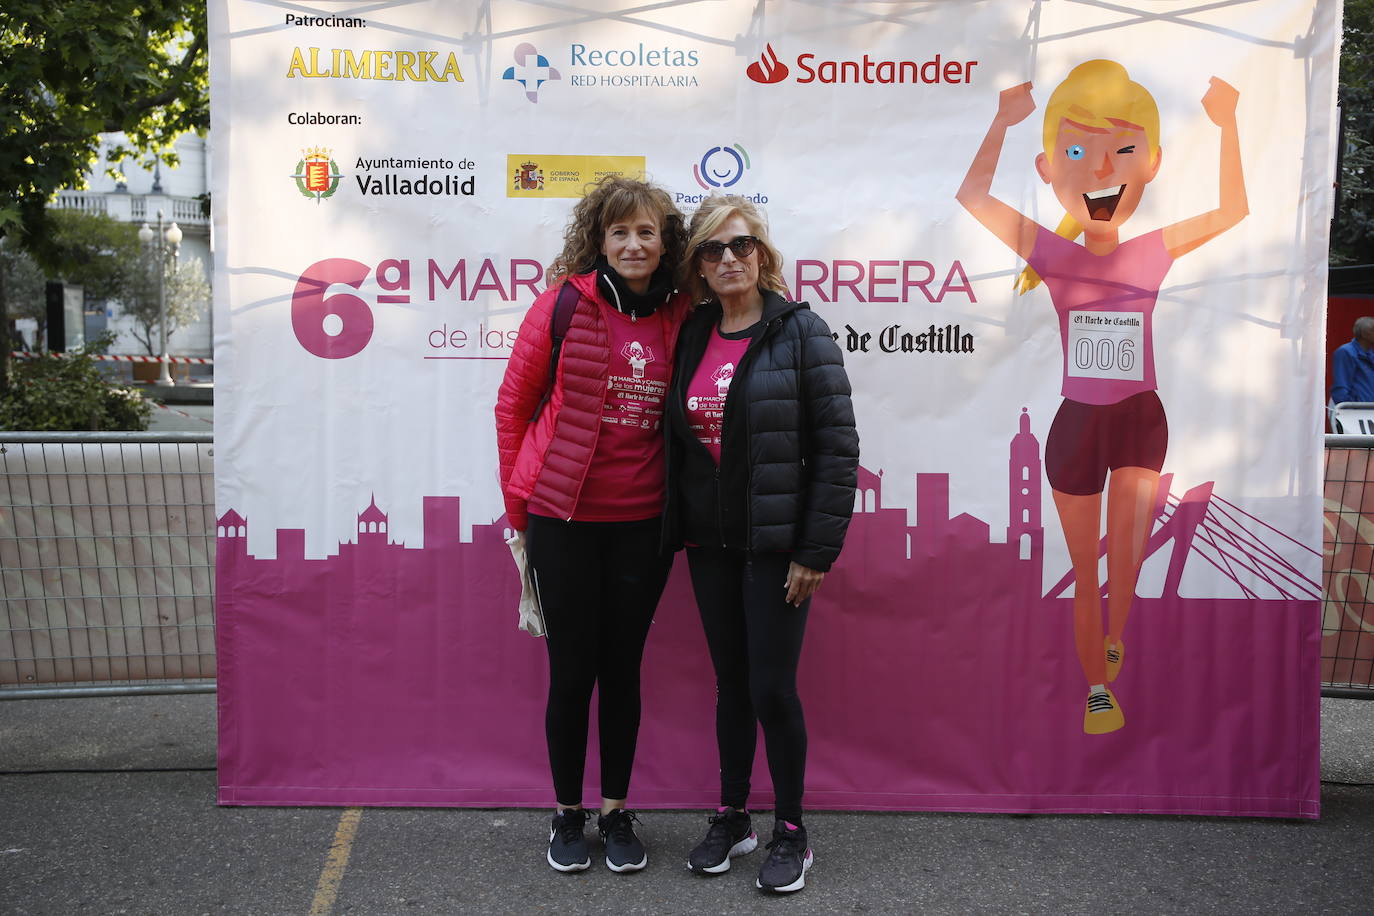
[8,351,213,365]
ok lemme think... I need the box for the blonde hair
[1017,60,1161,294]
[681,195,788,304]
[546,175,687,285]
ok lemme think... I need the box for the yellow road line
[308,807,363,916]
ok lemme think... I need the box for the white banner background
[210,0,1336,812]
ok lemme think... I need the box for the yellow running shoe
[1083,688,1125,735]
[1105,638,1125,682]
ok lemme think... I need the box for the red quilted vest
[495,271,689,529]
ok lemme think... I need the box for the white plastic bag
[506,532,546,637]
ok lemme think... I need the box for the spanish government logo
[506,154,645,199]
[513,161,545,192]
[694,144,750,190]
[292,147,343,203]
[746,44,788,84]
[503,43,561,103]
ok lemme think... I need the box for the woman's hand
[1201,76,1239,126]
[784,562,825,607]
[996,81,1036,126]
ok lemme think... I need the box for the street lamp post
[138,211,182,386]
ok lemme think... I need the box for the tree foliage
[122,250,210,356]
[47,208,146,301]
[1334,0,1374,265]
[0,1,208,266]
[0,210,145,347]
[0,332,151,431]
[0,238,45,345]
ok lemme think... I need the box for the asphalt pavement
[141,383,214,432]
[1,693,1372,915]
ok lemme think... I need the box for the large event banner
[210,1,1337,815]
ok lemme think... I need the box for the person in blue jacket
[1331,317,1374,407]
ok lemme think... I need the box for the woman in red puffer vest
[495,176,690,874]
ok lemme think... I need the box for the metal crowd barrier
[1,432,1371,698]
[1322,435,1374,698]
[0,432,215,698]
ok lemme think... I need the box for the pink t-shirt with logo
[1027,226,1174,406]
[541,303,672,521]
[684,328,751,464]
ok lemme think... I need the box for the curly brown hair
[546,176,688,285]
[679,195,788,304]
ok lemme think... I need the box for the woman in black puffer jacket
[663,195,858,895]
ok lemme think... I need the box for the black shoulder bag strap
[531,280,582,421]
[796,308,809,465]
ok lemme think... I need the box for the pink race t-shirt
[684,327,752,464]
[1027,226,1175,406]
[557,303,672,521]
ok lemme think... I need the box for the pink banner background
[217,415,1321,816]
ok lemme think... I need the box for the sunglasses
[695,235,759,263]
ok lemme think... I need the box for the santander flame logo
[746,43,789,84]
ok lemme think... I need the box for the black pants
[686,547,810,824]
[525,514,672,807]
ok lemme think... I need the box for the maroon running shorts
[1044,391,1168,496]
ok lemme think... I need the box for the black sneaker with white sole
[756,820,812,893]
[547,808,591,872]
[597,809,648,872]
[687,808,758,874]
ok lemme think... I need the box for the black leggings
[686,547,810,825]
[525,514,672,807]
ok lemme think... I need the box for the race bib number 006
[1066,310,1144,382]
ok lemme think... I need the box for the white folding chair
[1330,402,1374,435]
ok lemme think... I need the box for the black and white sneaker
[687,808,758,874]
[547,808,591,872]
[756,820,812,893]
[597,809,648,872]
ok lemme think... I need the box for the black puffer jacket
[663,290,859,571]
